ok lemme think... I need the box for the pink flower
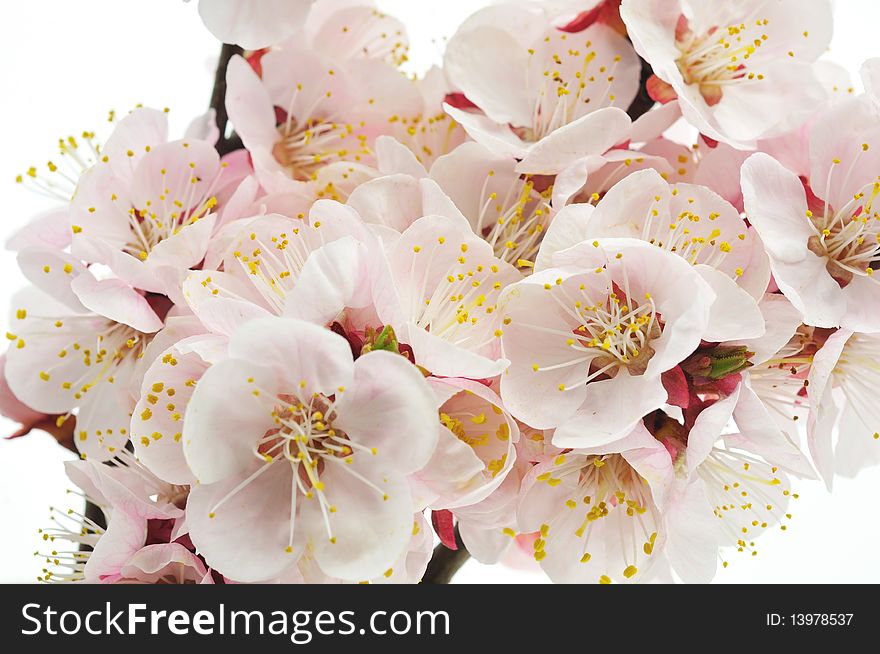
[539,169,769,341]
[741,88,880,331]
[516,423,672,583]
[69,107,252,300]
[621,0,833,147]
[500,238,715,447]
[442,2,639,169]
[4,250,171,461]
[414,377,519,510]
[224,49,420,196]
[371,214,521,379]
[182,317,438,582]
[185,201,376,333]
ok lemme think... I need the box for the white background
[0,0,877,584]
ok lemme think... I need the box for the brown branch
[626,54,656,122]
[421,525,471,584]
[210,43,244,155]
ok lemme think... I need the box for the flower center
[273,116,370,182]
[806,177,880,286]
[675,17,769,105]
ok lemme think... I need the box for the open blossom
[225,46,421,198]
[185,200,375,333]
[414,377,518,510]
[372,214,521,379]
[69,107,251,300]
[429,142,554,266]
[539,169,769,341]
[442,2,639,170]
[500,238,714,447]
[517,423,671,583]
[182,317,438,582]
[4,249,171,461]
[621,0,832,147]
[741,93,880,332]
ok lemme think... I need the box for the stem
[626,54,656,122]
[421,525,471,584]
[210,43,244,156]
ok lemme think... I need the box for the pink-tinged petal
[0,354,45,427]
[197,0,313,49]
[834,408,880,479]
[443,26,533,127]
[808,97,880,210]
[119,543,210,584]
[415,426,486,508]
[630,100,682,142]
[499,279,593,428]
[741,152,845,327]
[183,358,280,484]
[685,385,740,474]
[64,459,181,520]
[418,377,518,509]
[516,107,632,175]
[347,174,423,231]
[147,213,217,271]
[418,179,472,228]
[549,155,606,208]
[861,58,880,107]
[184,108,220,146]
[182,270,273,336]
[664,479,718,584]
[807,329,851,489]
[218,175,261,229]
[375,136,428,178]
[5,208,71,252]
[129,315,209,395]
[402,323,508,380]
[534,203,595,273]
[302,461,413,581]
[729,378,816,479]
[695,265,765,341]
[284,237,373,326]
[840,274,880,334]
[228,317,354,398]
[333,350,438,475]
[553,372,668,448]
[457,523,514,565]
[102,108,169,178]
[225,54,279,151]
[70,274,163,333]
[69,165,135,259]
[16,247,88,312]
[4,288,102,414]
[132,338,214,485]
[84,510,147,583]
[187,460,295,581]
[693,141,750,211]
[442,104,529,160]
[74,369,136,461]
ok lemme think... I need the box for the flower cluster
[5,0,878,584]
